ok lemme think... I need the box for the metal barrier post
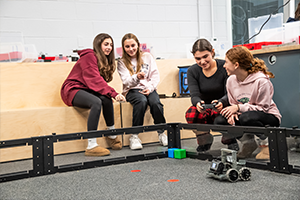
[167,123,181,148]
[43,136,55,175]
[31,137,44,177]
[268,128,291,174]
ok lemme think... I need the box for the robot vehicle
[207,148,251,182]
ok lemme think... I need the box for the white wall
[197,0,232,58]
[0,0,231,59]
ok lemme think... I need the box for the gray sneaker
[237,140,258,159]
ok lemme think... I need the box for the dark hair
[121,33,143,75]
[226,46,274,78]
[295,2,300,20]
[191,38,215,58]
[93,33,115,82]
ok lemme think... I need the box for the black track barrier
[1,123,300,183]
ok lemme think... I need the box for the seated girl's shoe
[159,133,168,146]
[255,145,270,160]
[196,132,214,152]
[85,146,110,156]
[130,135,143,150]
[196,143,213,152]
[227,142,239,151]
[237,139,258,159]
[106,136,122,150]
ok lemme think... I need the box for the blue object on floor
[168,148,179,158]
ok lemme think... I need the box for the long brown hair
[295,2,300,20]
[226,46,274,78]
[93,33,115,82]
[121,33,144,75]
[191,38,215,58]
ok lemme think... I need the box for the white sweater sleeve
[143,53,160,93]
[117,60,140,89]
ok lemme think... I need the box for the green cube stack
[174,149,186,159]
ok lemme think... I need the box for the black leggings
[214,111,280,143]
[72,90,114,131]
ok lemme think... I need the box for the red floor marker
[131,170,141,172]
[167,179,179,182]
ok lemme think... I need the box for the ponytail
[249,58,274,78]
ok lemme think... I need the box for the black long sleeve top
[187,59,229,107]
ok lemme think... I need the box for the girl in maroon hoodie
[214,46,281,160]
[61,33,125,157]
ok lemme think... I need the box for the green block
[174,149,186,159]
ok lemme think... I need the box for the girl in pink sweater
[214,46,281,160]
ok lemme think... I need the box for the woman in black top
[185,38,239,152]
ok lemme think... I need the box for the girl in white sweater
[117,33,167,150]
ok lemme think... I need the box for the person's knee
[91,98,102,111]
[185,106,198,124]
[239,113,250,125]
[136,98,148,109]
[239,113,263,126]
[214,115,227,125]
[150,101,163,111]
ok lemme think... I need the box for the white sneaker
[159,133,168,146]
[129,135,143,150]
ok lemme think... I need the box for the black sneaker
[196,143,212,152]
[196,133,214,152]
[228,142,239,151]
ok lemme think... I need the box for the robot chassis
[207,148,251,182]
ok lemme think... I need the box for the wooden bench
[0,59,195,162]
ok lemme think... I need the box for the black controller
[201,102,218,110]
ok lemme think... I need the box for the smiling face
[224,56,237,76]
[101,38,113,56]
[123,38,138,58]
[194,50,214,70]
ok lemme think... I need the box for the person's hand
[115,94,126,102]
[139,89,150,96]
[196,101,205,113]
[220,105,239,119]
[212,100,223,112]
[227,113,239,125]
[137,72,145,80]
